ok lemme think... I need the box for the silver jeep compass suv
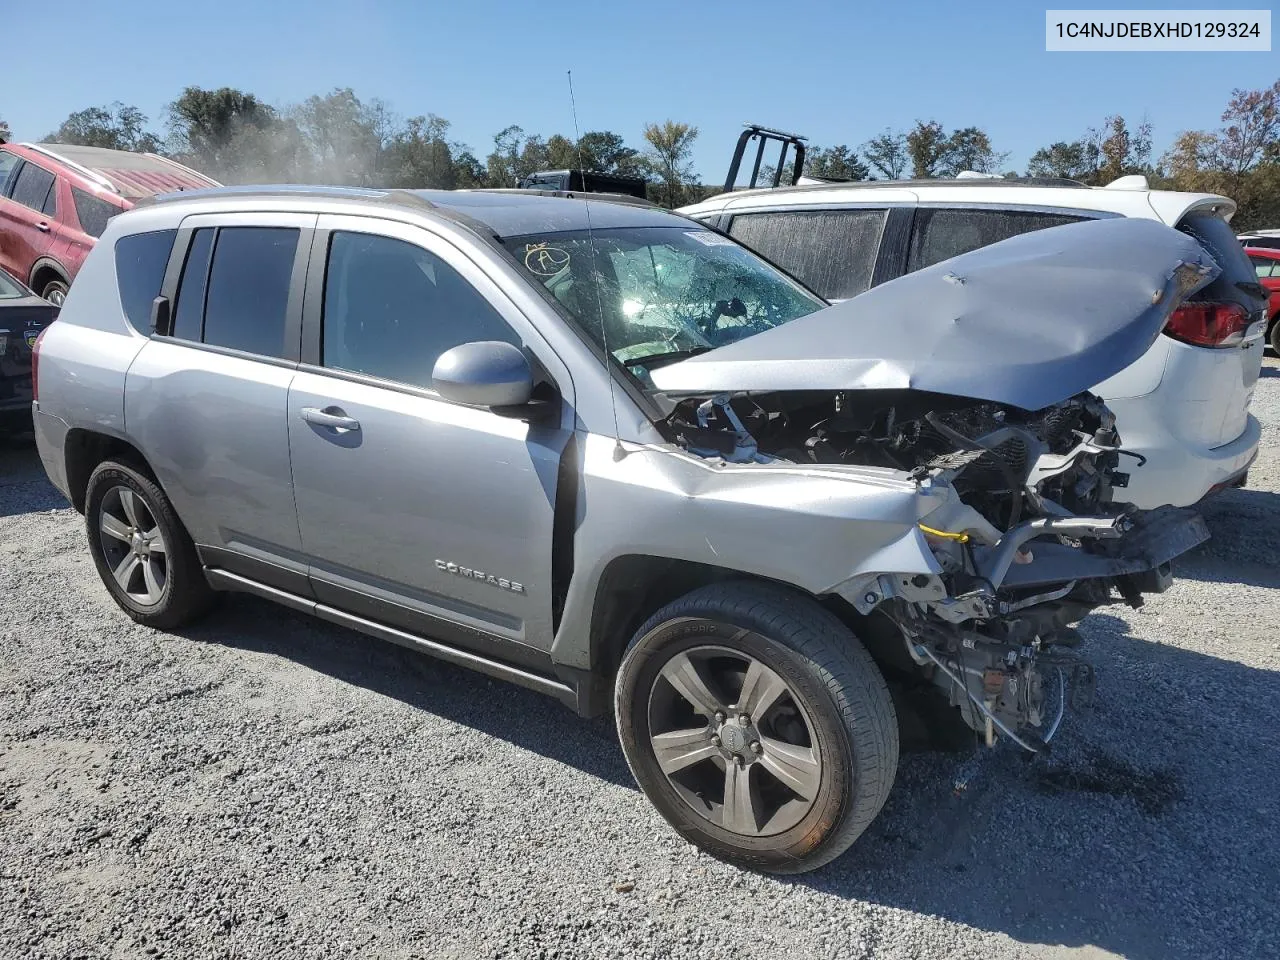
[31,185,1210,873]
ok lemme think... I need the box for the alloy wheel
[97,485,169,607]
[647,642,823,837]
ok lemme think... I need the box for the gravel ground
[2,368,1279,960]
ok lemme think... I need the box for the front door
[288,215,574,662]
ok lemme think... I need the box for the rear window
[115,230,177,332]
[728,209,886,300]
[72,187,122,239]
[907,208,1091,272]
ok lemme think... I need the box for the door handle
[301,406,361,432]
[36,222,50,233]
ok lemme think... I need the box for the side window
[114,229,178,333]
[1251,257,1275,278]
[728,209,887,300]
[200,227,299,358]
[9,162,56,214]
[72,187,122,238]
[42,179,58,217]
[0,152,20,194]
[907,208,1091,271]
[321,231,519,390]
[172,228,214,342]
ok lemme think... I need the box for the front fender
[550,433,942,670]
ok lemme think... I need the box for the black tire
[1269,315,1280,356]
[41,279,69,306]
[84,459,216,629]
[614,581,898,874]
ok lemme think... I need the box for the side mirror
[432,341,533,408]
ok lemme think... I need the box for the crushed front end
[663,387,1209,751]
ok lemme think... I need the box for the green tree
[1026,141,1092,179]
[861,128,908,179]
[643,120,699,207]
[940,126,1007,176]
[386,114,462,189]
[293,88,397,185]
[906,120,949,178]
[804,144,869,181]
[45,103,162,152]
[0,117,9,144]
[165,87,300,183]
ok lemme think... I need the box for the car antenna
[568,69,627,462]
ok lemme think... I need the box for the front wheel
[615,581,898,874]
[1269,315,1280,355]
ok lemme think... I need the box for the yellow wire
[918,523,970,543]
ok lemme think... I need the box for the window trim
[299,214,573,415]
[155,212,316,364]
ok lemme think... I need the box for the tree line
[0,79,1276,227]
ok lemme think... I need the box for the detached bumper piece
[986,506,1209,591]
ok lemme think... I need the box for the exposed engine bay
[661,389,1207,752]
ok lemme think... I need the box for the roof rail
[470,187,659,209]
[20,142,116,192]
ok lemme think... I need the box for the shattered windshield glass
[501,226,823,388]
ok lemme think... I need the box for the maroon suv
[0,143,219,304]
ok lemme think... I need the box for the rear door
[288,214,574,663]
[124,213,315,593]
[0,160,58,283]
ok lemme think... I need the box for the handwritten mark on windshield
[525,243,571,277]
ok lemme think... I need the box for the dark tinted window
[322,231,517,389]
[907,208,1090,271]
[201,228,298,358]
[114,230,177,332]
[728,209,886,300]
[72,187,121,238]
[9,162,55,213]
[0,152,19,194]
[172,228,214,342]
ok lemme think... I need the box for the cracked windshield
[502,226,822,388]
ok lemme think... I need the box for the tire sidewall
[85,463,176,618]
[616,612,856,872]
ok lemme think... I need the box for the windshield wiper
[623,346,714,371]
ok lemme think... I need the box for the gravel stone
[2,361,1279,959]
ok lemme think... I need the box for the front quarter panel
[551,432,940,670]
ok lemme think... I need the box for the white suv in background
[680,176,1266,509]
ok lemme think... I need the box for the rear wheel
[40,279,69,306]
[85,460,215,629]
[615,581,898,874]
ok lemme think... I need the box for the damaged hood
[651,217,1218,410]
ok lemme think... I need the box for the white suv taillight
[31,326,49,403]
[1163,301,1252,348]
